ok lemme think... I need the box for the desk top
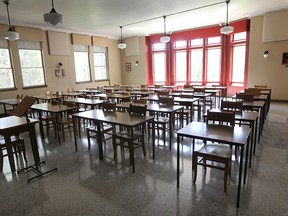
[63,98,104,105]
[31,103,76,113]
[204,109,258,121]
[116,102,184,113]
[177,121,251,146]
[73,110,153,127]
[0,98,22,105]
[0,116,38,131]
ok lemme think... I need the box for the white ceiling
[0,0,288,39]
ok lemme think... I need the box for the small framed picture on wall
[125,63,131,72]
[282,52,288,65]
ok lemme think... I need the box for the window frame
[0,46,16,91]
[73,45,92,84]
[93,46,109,81]
[18,42,47,89]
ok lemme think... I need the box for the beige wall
[0,26,121,101]
[120,36,147,85]
[248,15,288,100]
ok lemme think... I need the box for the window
[206,48,221,83]
[152,52,166,83]
[0,39,15,89]
[190,49,203,82]
[175,51,187,83]
[18,41,46,87]
[93,46,109,81]
[74,45,91,82]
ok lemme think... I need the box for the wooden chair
[192,110,235,193]
[133,99,146,104]
[41,100,59,137]
[254,84,267,88]
[86,102,116,150]
[221,100,243,114]
[155,84,163,88]
[157,91,169,97]
[178,93,195,124]
[236,93,254,102]
[0,136,27,172]
[6,94,23,114]
[113,104,147,160]
[57,102,78,141]
[151,96,174,145]
[244,88,261,96]
[184,84,193,89]
[141,84,148,89]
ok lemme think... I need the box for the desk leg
[56,113,61,145]
[177,134,180,188]
[152,119,155,160]
[169,113,172,150]
[4,136,15,172]
[130,128,135,173]
[249,122,254,168]
[254,117,259,153]
[38,110,44,139]
[72,116,78,151]
[237,145,244,208]
[244,135,250,185]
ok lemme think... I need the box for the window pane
[19,49,45,87]
[175,51,187,82]
[232,45,246,83]
[190,49,203,82]
[152,52,166,83]
[207,48,221,82]
[175,41,187,48]
[153,43,166,50]
[191,39,203,46]
[94,52,108,80]
[207,36,221,44]
[233,32,246,41]
[74,51,91,82]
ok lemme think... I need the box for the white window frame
[74,45,91,83]
[18,40,46,88]
[93,46,109,81]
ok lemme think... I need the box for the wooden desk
[72,110,154,172]
[0,98,22,115]
[0,116,39,172]
[176,122,251,208]
[116,102,184,149]
[204,109,259,165]
[62,92,84,99]
[31,103,76,145]
[34,95,59,103]
[63,98,104,109]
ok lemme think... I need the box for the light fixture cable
[117,26,127,49]
[3,0,19,41]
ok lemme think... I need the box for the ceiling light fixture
[117,26,127,49]
[44,0,63,26]
[220,0,234,35]
[3,0,19,41]
[160,16,170,43]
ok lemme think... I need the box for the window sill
[22,85,48,90]
[0,87,17,92]
[76,81,93,84]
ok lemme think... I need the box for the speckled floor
[1,102,288,216]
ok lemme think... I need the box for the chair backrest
[158,96,174,105]
[194,87,205,93]
[236,93,254,102]
[172,89,182,93]
[67,88,74,93]
[84,94,93,99]
[129,104,147,116]
[17,93,23,100]
[221,100,243,114]
[206,110,235,127]
[157,91,169,97]
[244,88,261,96]
[56,91,63,97]
[105,89,114,94]
[141,84,148,89]
[180,93,193,98]
[141,88,150,92]
[155,84,163,88]
[133,99,146,104]
[184,84,193,89]
[254,84,267,88]
[46,90,53,96]
[100,102,116,112]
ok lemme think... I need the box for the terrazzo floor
[0,102,288,216]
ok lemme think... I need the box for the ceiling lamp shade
[220,0,234,35]
[160,16,170,43]
[44,0,63,25]
[117,26,127,49]
[3,0,19,41]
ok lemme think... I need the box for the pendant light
[160,16,170,43]
[44,0,63,25]
[117,26,127,49]
[220,0,234,35]
[3,0,19,41]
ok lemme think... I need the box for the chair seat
[42,114,56,120]
[87,124,112,134]
[195,144,231,159]
[113,129,143,140]
[154,116,169,123]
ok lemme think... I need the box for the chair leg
[0,148,3,172]
[141,135,146,156]
[224,160,229,193]
[86,130,91,150]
